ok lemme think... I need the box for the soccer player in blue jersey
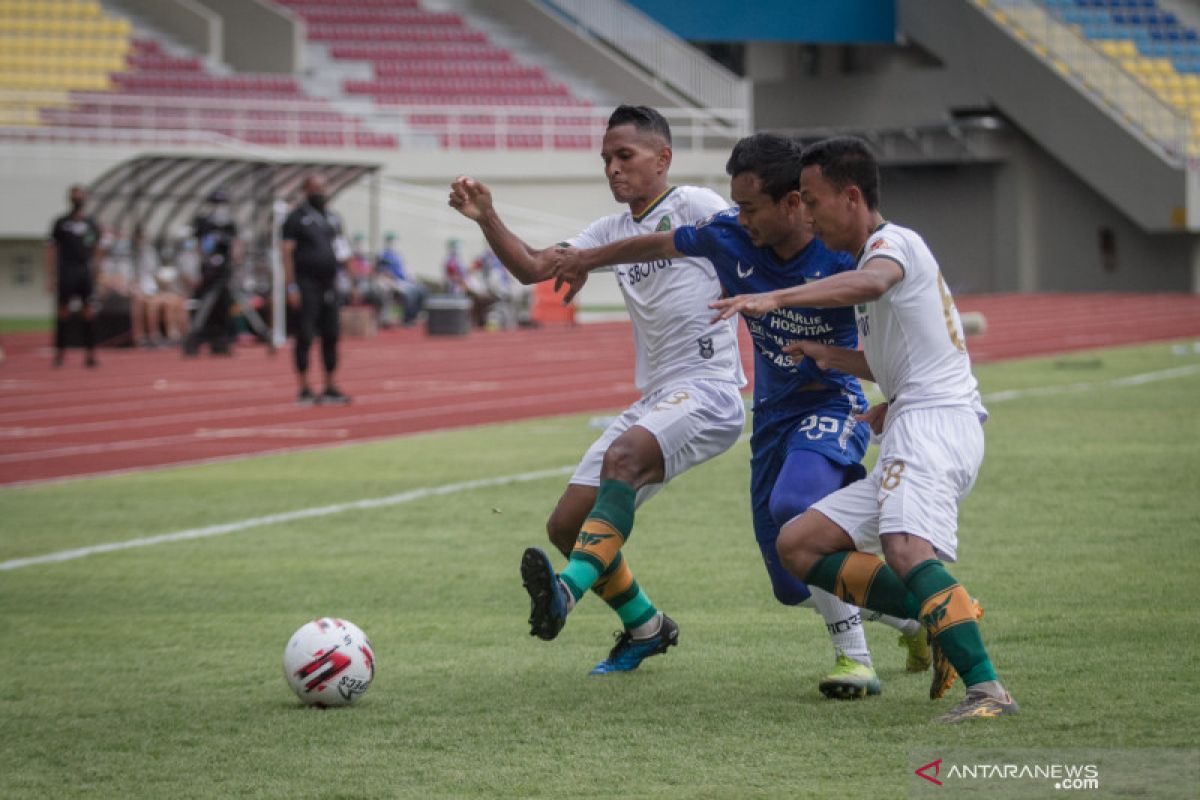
[553,133,926,698]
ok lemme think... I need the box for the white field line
[2,363,1197,573]
[0,466,574,572]
[981,364,1200,403]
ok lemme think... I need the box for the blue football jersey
[674,208,864,414]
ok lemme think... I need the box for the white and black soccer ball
[283,618,375,707]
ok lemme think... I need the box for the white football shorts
[570,377,746,508]
[811,406,984,562]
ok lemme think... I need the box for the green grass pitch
[2,340,1198,798]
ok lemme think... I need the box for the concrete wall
[750,43,984,131]
[191,0,302,74]
[1018,139,1194,291]
[0,240,46,319]
[880,163,1002,295]
[117,0,220,62]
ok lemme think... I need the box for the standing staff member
[46,185,102,368]
[281,175,351,405]
[184,190,240,356]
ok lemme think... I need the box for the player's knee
[757,537,811,605]
[776,522,820,580]
[544,512,576,558]
[768,572,812,606]
[599,440,655,486]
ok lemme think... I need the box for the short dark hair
[725,133,804,201]
[606,105,672,145]
[799,136,881,210]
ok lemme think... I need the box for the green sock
[905,560,997,686]
[560,478,636,600]
[593,553,658,630]
[805,551,921,619]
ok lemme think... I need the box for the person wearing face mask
[184,189,240,356]
[281,175,352,405]
[46,185,103,367]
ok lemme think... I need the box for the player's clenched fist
[448,176,494,221]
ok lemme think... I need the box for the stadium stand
[271,0,596,149]
[988,0,1200,155]
[0,0,606,149]
[0,0,394,147]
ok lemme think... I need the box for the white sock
[628,611,662,640]
[861,609,922,637]
[809,587,871,667]
[559,578,576,613]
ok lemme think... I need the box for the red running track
[1,293,1197,486]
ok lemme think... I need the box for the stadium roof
[85,154,381,244]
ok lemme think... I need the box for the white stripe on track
[0,466,574,572]
[3,362,1197,573]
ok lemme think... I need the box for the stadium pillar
[271,199,288,348]
[369,173,381,256]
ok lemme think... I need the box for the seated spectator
[132,226,187,347]
[346,233,378,309]
[443,237,467,295]
[374,232,426,326]
[444,239,499,328]
[475,249,531,330]
[172,235,202,295]
[96,226,147,346]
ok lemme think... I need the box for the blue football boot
[589,614,679,675]
[520,547,569,641]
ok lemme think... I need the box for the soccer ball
[282,618,375,707]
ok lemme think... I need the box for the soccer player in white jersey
[448,105,746,674]
[711,137,1017,722]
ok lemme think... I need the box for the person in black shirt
[281,175,351,405]
[46,185,102,367]
[184,190,240,356]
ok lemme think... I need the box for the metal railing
[0,90,746,151]
[980,0,1193,164]
[538,0,751,127]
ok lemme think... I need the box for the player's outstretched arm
[553,232,678,303]
[709,258,902,321]
[448,176,554,285]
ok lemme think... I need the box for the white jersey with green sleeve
[567,185,745,395]
[855,222,987,422]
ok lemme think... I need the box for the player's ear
[845,183,864,209]
[784,189,803,213]
[657,144,673,174]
